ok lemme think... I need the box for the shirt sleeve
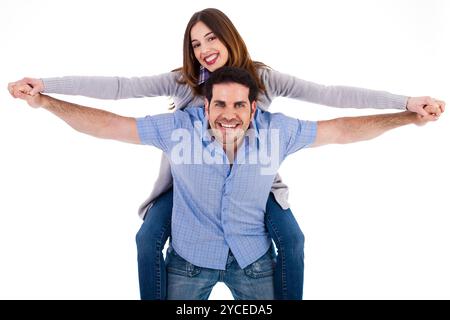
[261,68,408,110]
[42,71,192,101]
[282,116,317,156]
[136,113,176,152]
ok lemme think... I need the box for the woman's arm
[8,72,192,101]
[260,68,408,110]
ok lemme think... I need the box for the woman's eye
[207,36,216,42]
[192,43,200,49]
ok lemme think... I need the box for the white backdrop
[1,0,449,299]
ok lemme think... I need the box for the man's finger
[425,96,439,110]
[415,106,429,117]
[29,87,40,95]
[12,84,33,98]
[424,102,441,116]
[13,90,30,100]
[7,83,16,97]
[18,84,32,92]
[436,100,446,113]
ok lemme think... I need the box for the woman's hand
[7,77,44,98]
[11,84,45,108]
[406,96,445,120]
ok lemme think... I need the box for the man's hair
[203,66,259,104]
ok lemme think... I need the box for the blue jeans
[135,189,305,300]
[166,246,275,300]
[265,192,304,299]
[135,189,173,300]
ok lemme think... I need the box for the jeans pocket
[166,248,201,277]
[244,250,276,279]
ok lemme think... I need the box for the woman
[9,8,428,300]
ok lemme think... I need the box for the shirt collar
[198,66,210,85]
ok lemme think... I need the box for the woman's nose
[201,42,211,54]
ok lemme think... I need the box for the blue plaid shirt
[198,66,210,85]
[136,107,317,270]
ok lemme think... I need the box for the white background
[1,0,449,299]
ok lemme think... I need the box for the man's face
[205,82,256,147]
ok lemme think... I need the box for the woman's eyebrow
[203,31,214,38]
[191,32,214,43]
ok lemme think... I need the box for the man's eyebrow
[191,32,214,43]
[234,101,248,105]
[212,100,225,105]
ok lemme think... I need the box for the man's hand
[407,96,446,119]
[8,77,44,98]
[413,105,441,126]
[12,84,45,108]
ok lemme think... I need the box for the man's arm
[21,93,140,144]
[311,110,438,147]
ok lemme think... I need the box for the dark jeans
[135,189,305,300]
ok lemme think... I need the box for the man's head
[203,66,258,146]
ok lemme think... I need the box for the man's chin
[214,135,237,146]
[217,137,235,145]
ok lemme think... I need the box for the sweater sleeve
[260,68,408,110]
[42,71,192,101]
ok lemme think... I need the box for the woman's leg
[265,192,305,300]
[135,188,173,300]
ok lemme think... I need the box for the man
[11,67,442,300]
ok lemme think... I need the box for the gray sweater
[42,68,408,218]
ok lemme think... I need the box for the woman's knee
[136,222,161,250]
[281,228,305,252]
[266,213,305,254]
[136,191,173,250]
[265,198,305,249]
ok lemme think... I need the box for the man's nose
[222,109,237,120]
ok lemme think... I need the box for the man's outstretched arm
[18,93,140,144]
[312,108,440,147]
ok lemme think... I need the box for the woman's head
[190,21,229,73]
[179,8,266,96]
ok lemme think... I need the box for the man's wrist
[405,110,417,124]
[36,94,49,108]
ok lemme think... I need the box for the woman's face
[190,21,229,72]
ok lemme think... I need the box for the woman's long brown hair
[174,8,267,97]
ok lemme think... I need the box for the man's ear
[250,101,257,118]
[204,98,209,119]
